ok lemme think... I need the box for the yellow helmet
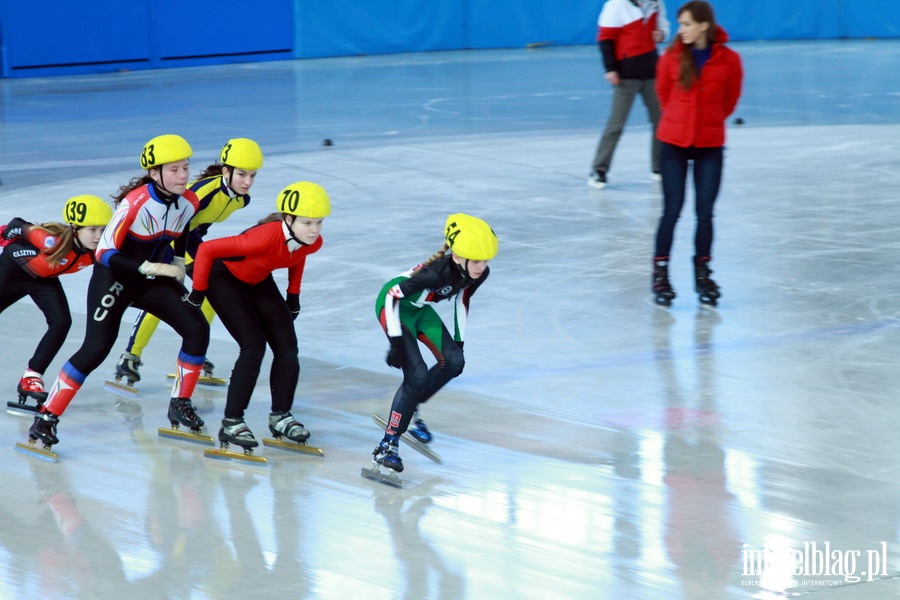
[140,134,192,169]
[63,195,113,227]
[276,182,331,218]
[220,138,263,171]
[445,213,498,260]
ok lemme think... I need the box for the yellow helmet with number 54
[444,213,498,260]
[276,182,331,218]
[63,195,113,227]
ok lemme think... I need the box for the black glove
[3,217,29,240]
[183,289,206,308]
[385,336,405,369]
[286,293,301,321]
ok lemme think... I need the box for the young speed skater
[27,134,211,451]
[114,138,263,387]
[0,196,112,411]
[186,181,329,455]
[371,213,498,473]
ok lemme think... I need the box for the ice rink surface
[0,39,899,598]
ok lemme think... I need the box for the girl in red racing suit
[0,195,111,410]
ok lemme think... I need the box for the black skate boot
[115,352,142,384]
[693,256,721,307]
[268,411,310,443]
[373,435,403,473]
[167,397,204,431]
[219,417,259,450]
[408,409,432,444]
[652,258,677,307]
[29,411,60,447]
[202,359,215,378]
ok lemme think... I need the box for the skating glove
[172,256,187,283]
[139,261,185,281]
[385,336,405,369]
[286,293,301,321]
[183,289,205,308]
[3,217,29,240]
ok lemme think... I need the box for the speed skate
[167,373,227,387]
[104,377,140,396]
[204,444,268,464]
[15,440,58,463]
[7,396,42,417]
[361,463,404,488]
[262,436,324,457]
[371,414,442,463]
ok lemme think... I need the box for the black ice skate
[204,418,267,463]
[652,258,677,307]
[105,352,142,395]
[361,435,404,488]
[262,411,324,457]
[15,412,60,462]
[693,256,721,307]
[157,398,213,446]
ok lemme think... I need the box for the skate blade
[6,401,40,417]
[204,447,267,464]
[15,441,58,463]
[371,414,442,464]
[361,466,403,488]
[262,437,324,457]
[157,427,215,445]
[167,374,227,386]
[104,380,139,396]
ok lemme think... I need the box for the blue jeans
[653,143,724,259]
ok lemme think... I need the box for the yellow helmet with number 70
[276,182,331,218]
[63,195,113,227]
[444,213,498,260]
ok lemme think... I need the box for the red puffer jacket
[655,26,743,148]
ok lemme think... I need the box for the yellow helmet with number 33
[140,134,192,169]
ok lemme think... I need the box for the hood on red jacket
[671,24,730,51]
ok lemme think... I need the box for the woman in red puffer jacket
[651,0,742,308]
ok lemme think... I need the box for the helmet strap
[222,166,238,197]
[283,215,308,248]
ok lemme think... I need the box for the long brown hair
[112,174,154,206]
[195,163,225,180]
[29,223,76,266]
[410,243,450,274]
[671,1,718,89]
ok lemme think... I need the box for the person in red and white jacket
[651,1,742,308]
[589,0,669,188]
[0,195,111,410]
[186,181,329,452]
